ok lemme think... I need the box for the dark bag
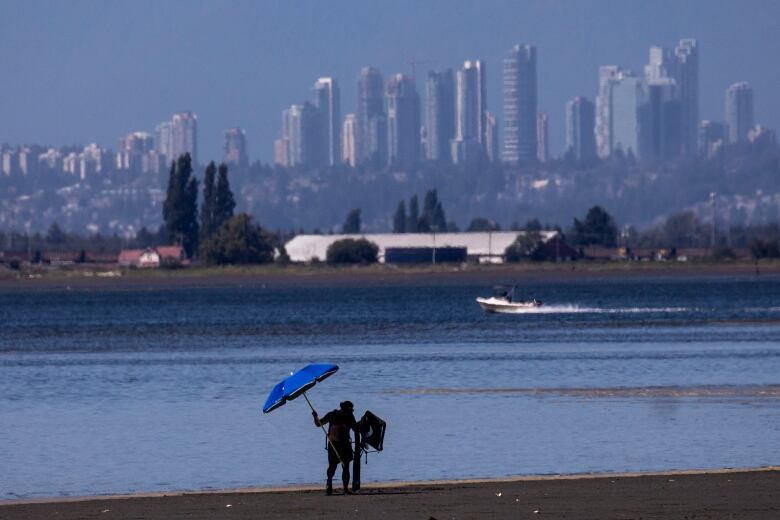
[357,410,386,452]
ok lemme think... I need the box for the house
[118,246,185,268]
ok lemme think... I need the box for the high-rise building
[342,114,358,167]
[698,120,726,156]
[611,71,648,158]
[725,82,754,143]
[61,144,112,180]
[565,96,596,162]
[646,79,681,160]
[368,113,388,167]
[282,102,320,167]
[748,125,776,146]
[452,60,487,163]
[170,112,198,165]
[117,131,158,174]
[385,73,420,168]
[356,67,385,163]
[536,112,548,163]
[154,122,173,166]
[485,111,499,162]
[273,138,289,167]
[642,39,698,157]
[674,39,699,156]
[644,46,674,82]
[502,44,537,164]
[595,65,623,159]
[223,127,248,168]
[425,69,456,162]
[313,77,341,166]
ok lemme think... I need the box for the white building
[285,231,559,264]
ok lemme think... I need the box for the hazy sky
[1,0,779,163]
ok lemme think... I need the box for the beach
[2,468,778,519]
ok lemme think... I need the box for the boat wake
[494,304,691,314]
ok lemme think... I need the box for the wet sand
[2,468,778,520]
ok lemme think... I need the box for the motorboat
[476,285,542,313]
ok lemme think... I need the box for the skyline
[1,1,779,163]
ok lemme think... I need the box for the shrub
[200,213,275,265]
[326,238,379,264]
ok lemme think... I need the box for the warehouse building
[284,231,565,264]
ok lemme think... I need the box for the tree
[214,163,236,230]
[569,206,618,247]
[326,238,379,264]
[504,231,543,262]
[467,217,501,232]
[46,222,67,245]
[200,213,275,265]
[342,208,361,233]
[524,218,542,231]
[421,189,447,231]
[663,211,704,247]
[393,200,406,233]
[200,161,218,242]
[163,153,199,258]
[407,195,419,233]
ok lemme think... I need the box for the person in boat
[312,400,357,495]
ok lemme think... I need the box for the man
[312,400,357,495]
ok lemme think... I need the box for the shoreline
[3,465,778,505]
[1,260,778,291]
[3,467,778,519]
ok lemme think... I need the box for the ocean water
[1,276,779,499]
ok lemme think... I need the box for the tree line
[161,153,274,264]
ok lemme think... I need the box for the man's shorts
[328,440,354,465]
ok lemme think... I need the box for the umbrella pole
[302,391,347,470]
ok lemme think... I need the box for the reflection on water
[0,276,779,499]
[392,385,780,398]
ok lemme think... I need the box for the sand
[2,468,778,519]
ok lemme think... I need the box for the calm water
[1,276,779,499]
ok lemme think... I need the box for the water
[1,276,779,499]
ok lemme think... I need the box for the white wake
[493,304,691,314]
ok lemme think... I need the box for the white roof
[285,231,557,263]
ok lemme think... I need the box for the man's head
[340,400,354,412]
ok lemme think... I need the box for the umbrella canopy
[263,363,339,413]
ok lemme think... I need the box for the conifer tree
[407,195,419,233]
[393,200,407,233]
[214,163,236,231]
[162,153,199,258]
[343,208,361,233]
[200,161,217,241]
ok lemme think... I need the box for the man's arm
[313,410,332,427]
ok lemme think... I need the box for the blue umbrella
[262,363,347,466]
[263,363,339,413]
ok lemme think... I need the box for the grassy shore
[0,259,778,290]
[2,468,778,519]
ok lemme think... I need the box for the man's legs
[326,462,337,495]
[341,463,351,493]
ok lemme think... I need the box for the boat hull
[476,297,542,313]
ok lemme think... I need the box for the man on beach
[312,400,357,495]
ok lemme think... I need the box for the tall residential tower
[502,44,537,164]
[313,77,341,166]
[385,74,420,168]
[356,67,385,164]
[425,69,456,162]
[725,82,754,143]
